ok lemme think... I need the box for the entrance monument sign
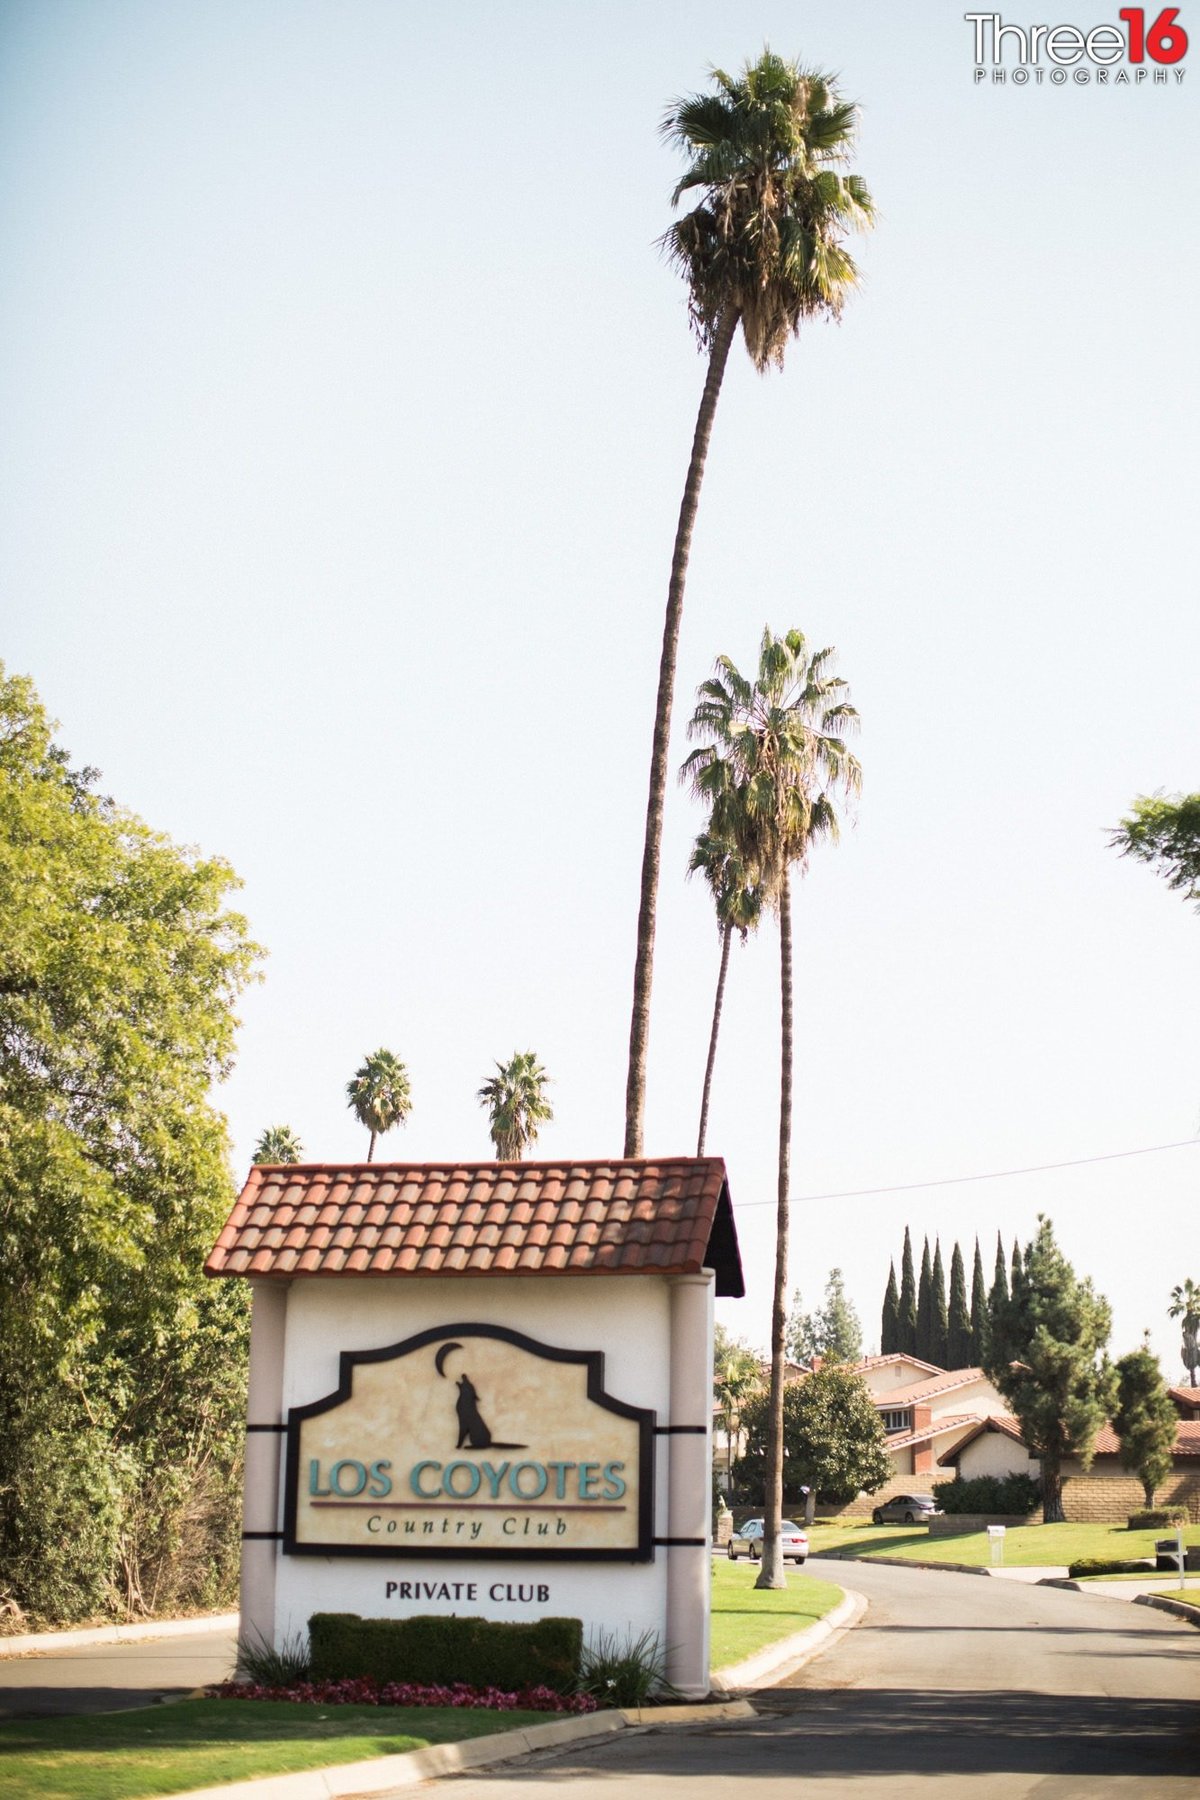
[206,1158,743,1697]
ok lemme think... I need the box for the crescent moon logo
[435,1341,463,1378]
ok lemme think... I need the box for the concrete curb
[1135,1593,1200,1627]
[168,1700,758,1799]
[710,1586,866,1693]
[818,1553,994,1578]
[0,1613,238,1660]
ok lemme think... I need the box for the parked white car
[727,1517,808,1565]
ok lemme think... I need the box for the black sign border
[282,1322,656,1562]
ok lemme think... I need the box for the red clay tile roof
[937,1414,1026,1464]
[941,1414,1200,1463]
[205,1158,744,1294]
[872,1368,989,1408]
[886,1412,981,1452]
[1092,1419,1200,1458]
[852,1353,946,1378]
[1168,1385,1200,1412]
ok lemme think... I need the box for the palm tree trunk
[624,307,741,1159]
[756,866,793,1591]
[696,921,734,1156]
[367,1130,376,1163]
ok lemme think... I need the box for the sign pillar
[239,1281,287,1658]
[665,1271,714,1698]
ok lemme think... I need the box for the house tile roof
[851,1353,946,1378]
[1091,1419,1200,1458]
[886,1412,981,1452]
[940,1413,1200,1463]
[205,1158,744,1294]
[1168,1385,1200,1415]
[937,1414,1026,1465]
[873,1368,988,1408]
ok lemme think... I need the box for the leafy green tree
[947,1242,973,1368]
[1110,792,1200,911]
[985,1217,1115,1523]
[818,1268,863,1363]
[881,1261,900,1355]
[624,52,873,1160]
[713,1324,762,1493]
[916,1238,934,1363]
[688,830,764,1155]
[252,1125,304,1165]
[684,628,860,1587]
[898,1227,918,1356]
[1168,1279,1200,1385]
[1112,1339,1179,1506]
[0,665,259,1622]
[931,1239,949,1367]
[734,1365,891,1504]
[970,1238,990,1364]
[477,1051,553,1160]
[346,1048,411,1161]
[786,1288,820,1364]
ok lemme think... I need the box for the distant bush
[932,1473,1041,1516]
[1069,1558,1154,1578]
[308,1613,582,1694]
[1127,1508,1188,1530]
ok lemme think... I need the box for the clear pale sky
[2,0,1196,1374]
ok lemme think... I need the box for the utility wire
[733,1137,1199,1209]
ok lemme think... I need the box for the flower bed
[213,1676,598,1713]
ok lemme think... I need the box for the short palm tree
[252,1124,304,1165]
[687,828,764,1155]
[714,1333,763,1493]
[1169,1279,1200,1384]
[346,1048,412,1162]
[478,1052,553,1160]
[685,628,860,1587]
[624,51,873,1157]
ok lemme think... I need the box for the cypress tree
[1011,1238,1023,1297]
[881,1262,900,1355]
[931,1239,949,1367]
[986,1217,1114,1521]
[970,1238,989,1363]
[947,1242,972,1368]
[990,1232,1009,1325]
[916,1238,933,1363]
[898,1227,917,1356]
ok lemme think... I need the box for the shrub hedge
[931,1473,1041,1516]
[1068,1557,1155,1578]
[1127,1508,1188,1530]
[308,1613,583,1693]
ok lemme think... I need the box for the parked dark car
[727,1517,808,1564]
[872,1494,943,1525]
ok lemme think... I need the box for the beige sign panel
[283,1324,654,1561]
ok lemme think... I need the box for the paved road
[0,1626,237,1719]
[438,1559,1200,1798]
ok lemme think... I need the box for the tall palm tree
[346,1048,411,1161]
[477,1051,553,1160]
[1169,1278,1200,1384]
[684,627,860,1587]
[687,828,764,1155]
[624,51,873,1157]
[252,1124,304,1165]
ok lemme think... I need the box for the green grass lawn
[807,1518,1200,1570]
[709,1556,843,1670]
[0,1699,550,1800]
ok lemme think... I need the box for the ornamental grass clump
[577,1628,674,1708]
[235,1628,312,1687]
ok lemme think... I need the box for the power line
[733,1138,1199,1209]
